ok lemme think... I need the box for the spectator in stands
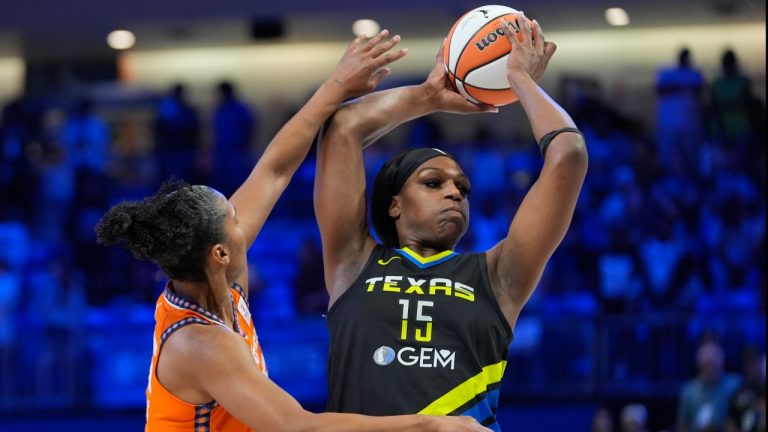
[709,49,755,144]
[211,80,256,196]
[0,258,20,399]
[726,347,766,432]
[153,83,201,184]
[592,406,615,432]
[677,338,743,432]
[654,47,705,173]
[0,96,41,219]
[59,97,110,177]
[620,403,649,432]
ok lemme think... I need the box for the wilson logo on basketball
[443,4,522,106]
[474,28,505,51]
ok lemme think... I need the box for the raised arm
[161,325,491,432]
[228,31,407,251]
[486,15,588,329]
[315,42,496,303]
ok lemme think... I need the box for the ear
[210,244,230,266]
[388,195,401,219]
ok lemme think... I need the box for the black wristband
[537,127,582,157]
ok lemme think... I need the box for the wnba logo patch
[373,346,396,365]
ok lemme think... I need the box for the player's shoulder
[163,322,238,362]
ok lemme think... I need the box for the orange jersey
[145,282,267,432]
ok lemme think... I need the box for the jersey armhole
[153,318,216,406]
[478,252,514,342]
[326,243,384,318]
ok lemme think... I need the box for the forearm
[507,72,576,140]
[292,412,435,432]
[229,80,348,244]
[259,79,349,178]
[333,84,436,148]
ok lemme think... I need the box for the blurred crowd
[591,336,765,432]
[0,47,765,429]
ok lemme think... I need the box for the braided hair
[95,179,228,281]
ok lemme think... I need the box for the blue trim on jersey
[394,247,459,269]
[193,400,218,432]
[160,317,210,346]
[164,285,245,338]
[486,386,500,410]
[459,389,500,432]
[231,281,247,302]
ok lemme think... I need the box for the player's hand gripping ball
[443,5,535,107]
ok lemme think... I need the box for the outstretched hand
[329,30,409,100]
[422,40,499,114]
[501,13,557,83]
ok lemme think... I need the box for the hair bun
[95,202,136,246]
[115,211,133,233]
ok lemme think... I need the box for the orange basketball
[443,5,530,107]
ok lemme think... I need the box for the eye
[424,179,440,188]
[458,185,471,196]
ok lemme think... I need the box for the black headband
[387,147,454,194]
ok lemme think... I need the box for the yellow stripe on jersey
[399,247,455,264]
[418,360,507,416]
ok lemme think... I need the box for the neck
[171,278,234,325]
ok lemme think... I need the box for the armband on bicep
[537,127,583,157]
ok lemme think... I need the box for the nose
[444,181,463,201]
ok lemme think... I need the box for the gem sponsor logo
[372,345,456,369]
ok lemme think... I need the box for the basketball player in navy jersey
[315,14,586,431]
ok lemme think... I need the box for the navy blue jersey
[326,245,512,431]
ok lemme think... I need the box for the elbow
[325,103,365,142]
[283,411,318,432]
[547,134,588,175]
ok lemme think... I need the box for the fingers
[544,41,557,58]
[532,19,545,56]
[505,12,533,47]
[517,12,533,45]
[374,47,409,69]
[356,29,405,60]
[347,33,368,53]
[369,67,392,88]
[362,29,390,52]
[446,93,499,114]
[371,33,402,58]
[500,18,521,47]
[436,37,447,63]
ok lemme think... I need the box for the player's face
[392,156,471,249]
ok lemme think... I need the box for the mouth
[441,208,465,218]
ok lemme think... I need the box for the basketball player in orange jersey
[95,31,492,432]
[315,13,585,431]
